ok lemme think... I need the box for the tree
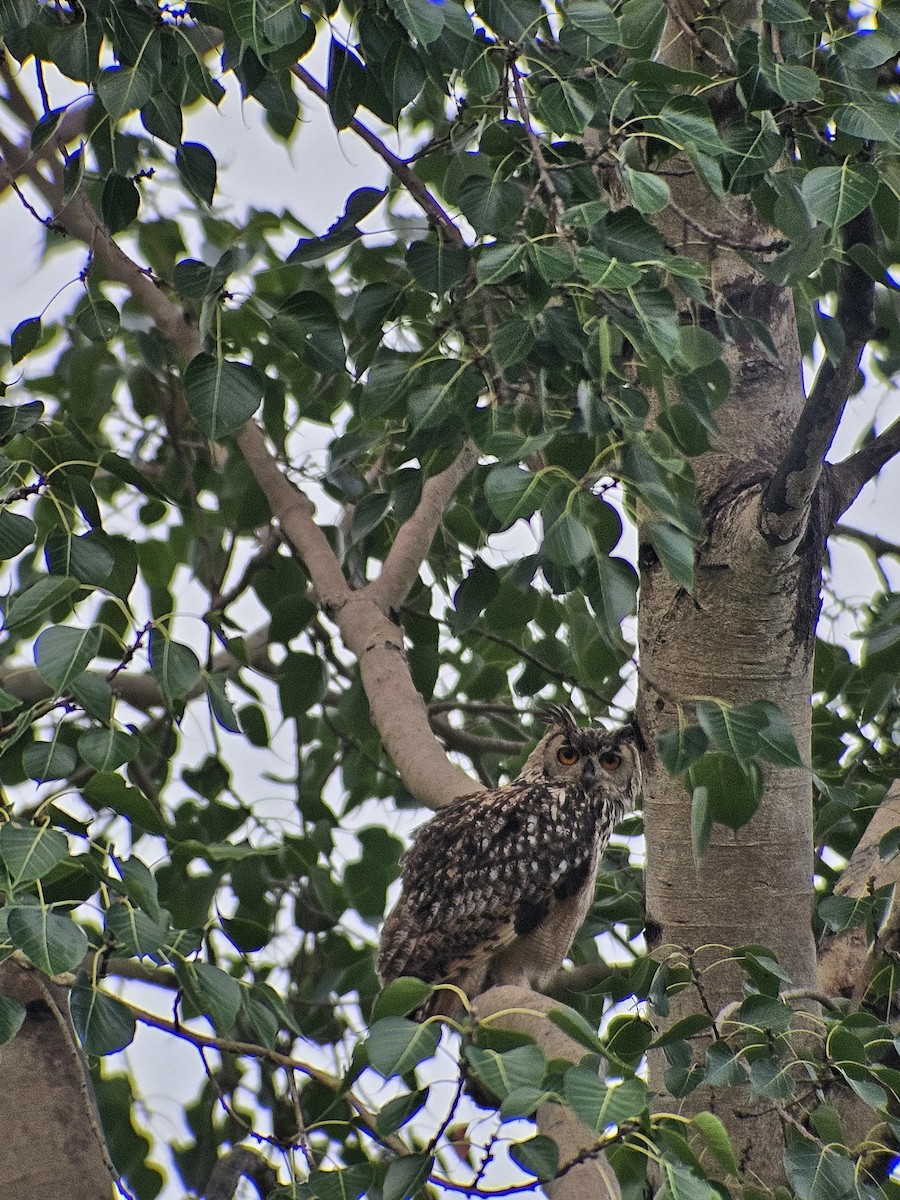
[0,0,899,1197]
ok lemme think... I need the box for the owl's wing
[377,780,592,988]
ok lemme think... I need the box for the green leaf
[0,510,36,559]
[106,901,171,957]
[207,672,240,734]
[382,1154,433,1200]
[291,1166,374,1200]
[187,962,242,1032]
[113,855,163,919]
[70,983,136,1055]
[34,625,102,693]
[6,907,88,975]
[628,286,681,360]
[278,650,327,717]
[464,1043,546,1098]
[474,0,542,40]
[5,576,81,632]
[622,165,671,214]
[484,464,551,525]
[457,175,523,236]
[388,0,445,43]
[647,520,695,590]
[10,316,42,363]
[149,631,201,705]
[746,700,804,767]
[657,725,708,773]
[406,241,470,295]
[686,753,763,830]
[375,1090,428,1136]
[100,172,140,234]
[44,531,115,585]
[0,994,25,1045]
[801,164,878,230]
[450,557,499,633]
[658,96,724,154]
[692,1111,739,1176]
[22,742,78,782]
[565,0,619,41]
[288,187,386,263]
[175,142,217,204]
[82,773,166,835]
[691,786,712,861]
[0,399,43,437]
[96,65,154,120]
[696,700,763,761]
[536,80,597,136]
[183,353,265,440]
[372,977,435,1021]
[546,1007,604,1054]
[563,1067,647,1131]
[0,823,68,890]
[77,729,138,772]
[542,512,593,566]
[368,1017,440,1076]
[140,94,183,145]
[328,38,365,129]
[230,0,312,53]
[509,1135,559,1182]
[74,294,120,342]
[784,1143,858,1200]
[832,100,900,144]
[173,255,234,299]
[576,248,642,290]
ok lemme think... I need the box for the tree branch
[30,130,476,810]
[291,62,466,247]
[760,209,876,547]
[817,781,900,1003]
[367,443,479,611]
[429,712,526,757]
[118,997,405,1154]
[0,623,275,713]
[831,522,900,560]
[826,415,900,518]
[472,986,621,1200]
[202,1147,277,1200]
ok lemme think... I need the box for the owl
[377,707,642,1019]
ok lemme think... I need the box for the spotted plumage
[377,708,642,1018]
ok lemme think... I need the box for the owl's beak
[581,759,596,789]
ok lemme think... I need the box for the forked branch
[4,124,477,809]
[760,209,876,547]
[827,415,900,516]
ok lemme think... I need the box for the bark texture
[635,7,821,1181]
[0,960,116,1199]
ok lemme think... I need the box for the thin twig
[510,62,563,224]
[291,61,466,248]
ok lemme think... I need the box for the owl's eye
[557,745,580,766]
[599,751,623,772]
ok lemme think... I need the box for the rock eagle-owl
[377,707,642,1018]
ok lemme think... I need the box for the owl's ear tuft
[539,704,580,735]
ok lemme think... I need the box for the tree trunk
[637,12,820,1171]
[0,961,116,1199]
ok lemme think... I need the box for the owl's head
[523,706,642,807]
